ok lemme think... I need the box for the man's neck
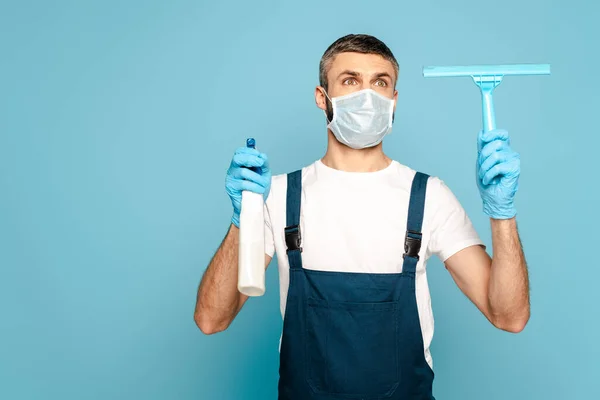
[321,130,392,173]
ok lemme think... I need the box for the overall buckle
[284,225,302,253]
[403,230,422,260]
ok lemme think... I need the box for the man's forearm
[488,217,530,332]
[194,224,243,334]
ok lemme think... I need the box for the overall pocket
[306,298,400,398]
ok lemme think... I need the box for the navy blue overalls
[278,169,435,400]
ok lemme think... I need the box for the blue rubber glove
[225,146,271,228]
[476,129,520,219]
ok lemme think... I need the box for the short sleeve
[264,203,275,258]
[427,178,485,262]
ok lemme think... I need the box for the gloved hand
[476,129,520,219]
[225,146,271,228]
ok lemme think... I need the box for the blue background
[1,0,597,399]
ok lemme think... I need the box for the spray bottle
[237,138,266,297]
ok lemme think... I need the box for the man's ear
[315,86,328,112]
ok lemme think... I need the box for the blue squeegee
[422,63,551,132]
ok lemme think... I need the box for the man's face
[316,52,398,122]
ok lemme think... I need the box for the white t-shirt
[263,159,484,369]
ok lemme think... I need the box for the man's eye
[343,78,357,85]
[375,80,387,87]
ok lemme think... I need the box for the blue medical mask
[323,88,395,149]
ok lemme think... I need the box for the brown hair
[319,34,399,92]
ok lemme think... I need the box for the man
[194,34,530,399]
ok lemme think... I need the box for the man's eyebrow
[373,72,393,81]
[336,70,394,81]
[336,70,361,79]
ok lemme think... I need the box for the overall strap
[284,169,303,270]
[402,171,430,275]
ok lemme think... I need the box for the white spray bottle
[237,138,266,297]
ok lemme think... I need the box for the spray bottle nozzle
[245,138,259,174]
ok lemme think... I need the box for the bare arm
[194,224,272,334]
[444,217,530,333]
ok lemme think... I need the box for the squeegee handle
[480,86,501,184]
[482,91,496,132]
